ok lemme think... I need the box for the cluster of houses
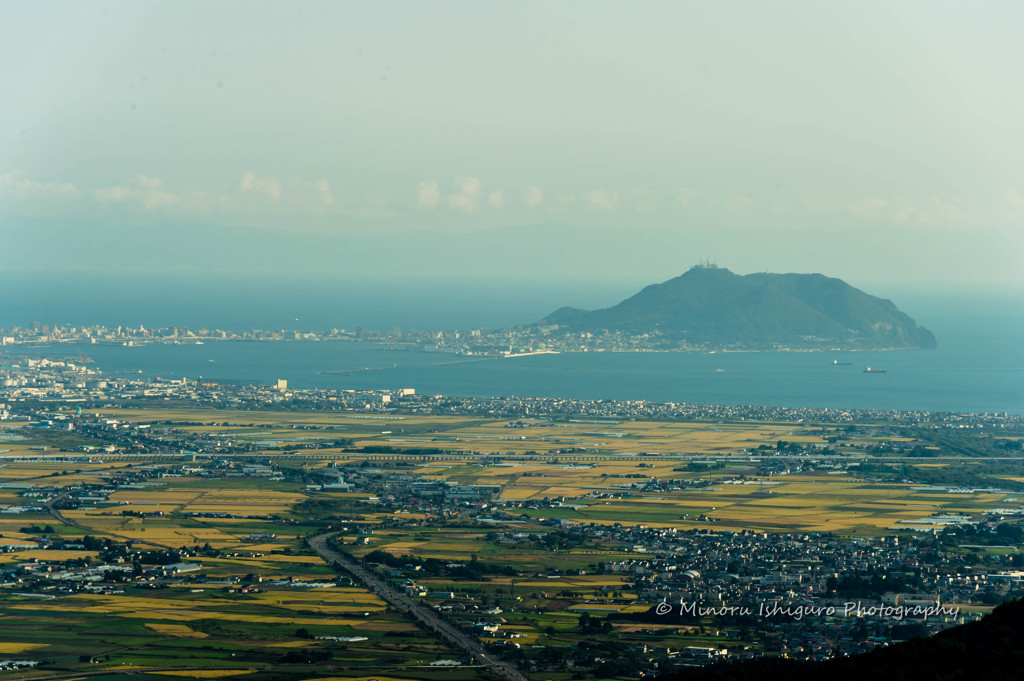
[353,512,1024,667]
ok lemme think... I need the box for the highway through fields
[308,532,531,681]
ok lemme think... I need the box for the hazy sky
[2,1,1022,292]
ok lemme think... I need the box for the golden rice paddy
[0,642,45,653]
[148,671,253,678]
[14,601,380,628]
[145,623,209,638]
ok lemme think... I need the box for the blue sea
[1,275,1021,414]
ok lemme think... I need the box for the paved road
[308,532,530,681]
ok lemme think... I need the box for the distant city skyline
[2,1,1022,291]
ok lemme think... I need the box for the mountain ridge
[537,265,936,350]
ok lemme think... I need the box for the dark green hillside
[539,265,936,349]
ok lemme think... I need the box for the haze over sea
[2,274,1021,415]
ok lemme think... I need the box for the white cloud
[0,171,80,199]
[894,196,969,225]
[143,191,179,210]
[722,187,753,214]
[417,176,505,212]
[803,190,972,226]
[359,194,400,218]
[677,187,699,207]
[447,175,483,212]
[416,181,440,208]
[317,179,335,206]
[584,189,619,211]
[455,176,481,197]
[93,185,137,203]
[846,196,891,219]
[447,192,477,212]
[1006,187,1023,216]
[629,187,655,212]
[801,191,842,215]
[93,175,182,211]
[91,173,347,214]
[239,172,282,202]
[845,195,968,226]
[138,175,163,190]
[524,185,543,207]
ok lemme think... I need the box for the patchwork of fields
[1,408,1021,680]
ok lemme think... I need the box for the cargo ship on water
[831,360,852,366]
[863,366,887,373]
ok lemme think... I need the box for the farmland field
[2,405,1022,680]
